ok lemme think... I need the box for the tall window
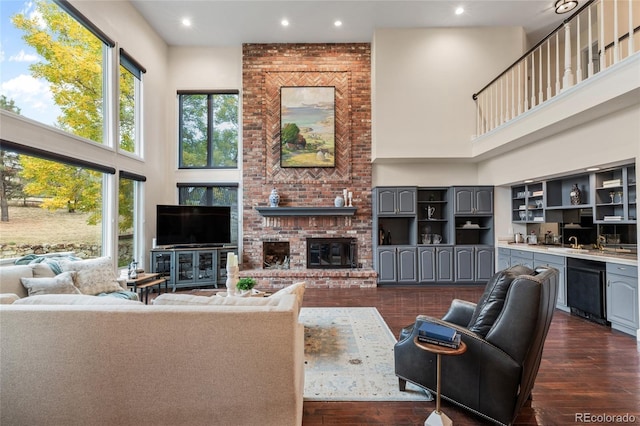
[3,0,114,144]
[118,172,144,267]
[119,49,145,155]
[178,184,238,244]
[178,92,239,168]
[0,148,109,260]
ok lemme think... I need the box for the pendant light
[555,0,578,14]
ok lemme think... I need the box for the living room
[1,0,639,424]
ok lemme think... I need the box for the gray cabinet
[455,245,494,283]
[376,187,416,216]
[150,247,236,290]
[454,186,493,215]
[376,246,417,284]
[510,248,534,269]
[606,263,638,336]
[419,246,454,283]
[533,252,568,311]
[497,247,511,271]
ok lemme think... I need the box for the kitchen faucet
[568,236,579,249]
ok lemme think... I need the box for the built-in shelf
[255,206,357,217]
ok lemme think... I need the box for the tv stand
[150,246,237,291]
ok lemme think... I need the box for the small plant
[236,277,256,291]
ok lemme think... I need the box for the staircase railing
[473,0,639,138]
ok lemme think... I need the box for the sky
[0,0,61,126]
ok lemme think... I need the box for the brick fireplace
[241,43,375,288]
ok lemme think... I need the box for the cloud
[9,49,38,62]
[1,73,59,124]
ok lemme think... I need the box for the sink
[547,247,590,254]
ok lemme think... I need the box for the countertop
[497,242,638,267]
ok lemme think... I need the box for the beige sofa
[0,264,305,426]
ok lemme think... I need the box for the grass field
[0,206,101,245]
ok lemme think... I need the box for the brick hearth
[242,43,373,288]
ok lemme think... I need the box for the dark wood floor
[299,286,640,426]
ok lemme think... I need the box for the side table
[414,336,467,426]
[126,273,167,304]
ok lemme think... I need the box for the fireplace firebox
[307,238,357,269]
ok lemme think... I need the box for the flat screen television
[156,205,231,247]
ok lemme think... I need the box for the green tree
[12,1,108,224]
[0,95,25,222]
[281,123,301,146]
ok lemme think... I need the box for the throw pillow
[13,294,143,305]
[467,270,518,337]
[20,272,82,297]
[61,257,124,296]
[31,263,56,278]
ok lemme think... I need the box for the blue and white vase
[334,195,345,207]
[269,188,280,207]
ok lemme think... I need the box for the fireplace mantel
[255,207,357,217]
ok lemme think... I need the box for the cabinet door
[454,187,474,215]
[436,246,454,283]
[418,247,436,282]
[377,189,397,215]
[497,248,511,271]
[397,188,416,215]
[150,251,174,281]
[607,273,639,331]
[474,188,494,215]
[455,247,474,281]
[475,246,495,282]
[175,251,195,285]
[195,251,216,284]
[377,248,397,283]
[397,247,417,283]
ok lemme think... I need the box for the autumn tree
[0,96,25,222]
[12,1,133,231]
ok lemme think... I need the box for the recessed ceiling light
[524,179,534,183]
[181,17,192,27]
[281,19,289,27]
[334,20,342,27]
[455,6,464,15]
[586,167,601,171]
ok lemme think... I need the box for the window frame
[177,90,239,169]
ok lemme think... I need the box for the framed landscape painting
[280,86,335,168]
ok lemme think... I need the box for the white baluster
[546,39,552,98]
[531,52,536,107]
[556,33,561,95]
[518,62,523,115]
[576,14,582,83]
[523,56,529,111]
[538,47,543,103]
[562,22,574,90]
[613,0,619,63]
[588,5,594,78]
[629,0,634,56]
[511,67,516,119]
[599,0,605,72]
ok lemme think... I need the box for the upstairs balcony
[472,0,640,157]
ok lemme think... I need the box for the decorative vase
[334,195,345,207]
[569,184,581,205]
[269,188,280,207]
[226,265,238,296]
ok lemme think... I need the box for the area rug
[299,307,432,402]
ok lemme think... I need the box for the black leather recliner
[394,265,559,426]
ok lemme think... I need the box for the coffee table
[414,336,467,426]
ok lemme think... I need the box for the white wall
[166,46,243,188]
[371,27,526,164]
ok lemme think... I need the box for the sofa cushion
[152,293,283,306]
[31,263,56,278]
[467,270,518,337]
[13,294,144,305]
[20,271,82,297]
[0,293,20,304]
[270,281,306,305]
[0,265,33,298]
[61,257,124,296]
